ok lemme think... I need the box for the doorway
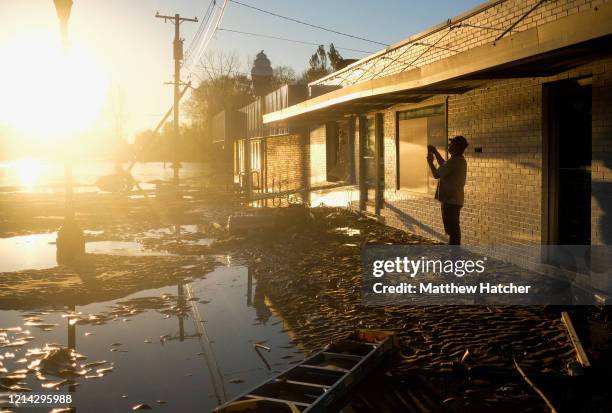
[359,114,384,213]
[543,79,592,245]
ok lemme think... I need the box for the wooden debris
[561,311,591,368]
[513,358,558,413]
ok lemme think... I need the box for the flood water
[0,233,174,273]
[0,160,211,193]
[0,264,303,412]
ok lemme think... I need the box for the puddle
[86,241,174,257]
[310,187,358,207]
[0,264,302,412]
[0,233,57,272]
[0,233,174,273]
[335,227,361,236]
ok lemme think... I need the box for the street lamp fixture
[53,0,84,264]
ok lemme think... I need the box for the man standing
[427,136,468,245]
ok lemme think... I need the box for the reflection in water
[310,187,358,207]
[0,233,173,273]
[178,282,185,342]
[67,304,77,394]
[0,233,58,272]
[0,264,302,412]
[253,284,273,325]
[0,160,212,193]
[246,267,273,325]
[183,282,227,405]
[247,267,253,307]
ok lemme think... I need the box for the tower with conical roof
[251,50,273,97]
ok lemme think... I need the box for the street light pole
[54,0,84,264]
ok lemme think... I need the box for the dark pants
[441,203,462,245]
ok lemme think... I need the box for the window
[251,139,261,171]
[234,140,245,175]
[234,139,262,175]
[397,104,446,193]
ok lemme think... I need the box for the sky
[0,0,482,150]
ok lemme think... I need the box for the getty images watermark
[361,245,612,305]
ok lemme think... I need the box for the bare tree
[185,50,254,143]
[271,65,297,88]
[195,50,248,81]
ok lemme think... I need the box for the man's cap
[450,135,468,148]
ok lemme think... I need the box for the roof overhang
[264,2,612,125]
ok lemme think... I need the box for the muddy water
[0,264,303,412]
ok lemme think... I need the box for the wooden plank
[561,311,591,368]
[243,395,310,407]
[300,364,350,374]
[276,379,329,390]
[321,352,363,362]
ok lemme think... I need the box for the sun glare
[0,30,109,140]
[15,159,42,190]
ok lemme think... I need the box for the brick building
[256,0,612,269]
[213,84,354,205]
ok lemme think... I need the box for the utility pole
[155,12,198,188]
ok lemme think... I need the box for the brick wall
[373,58,612,266]
[310,124,328,186]
[311,0,611,87]
[265,134,306,193]
[264,126,360,206]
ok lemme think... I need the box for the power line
[186,1,215,53]
[188,0,229,71]
[228,0,389,47]
[184,0,217,63]
[184,2,219,69]
[218,28,373,54]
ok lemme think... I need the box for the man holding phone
[427,136,468,245]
